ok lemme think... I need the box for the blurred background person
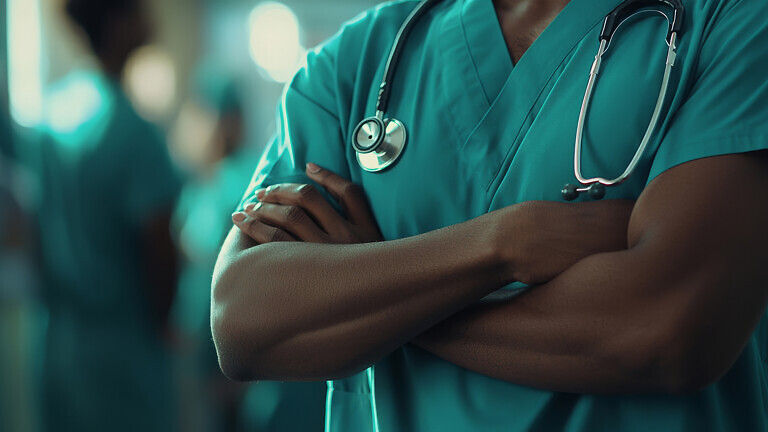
[0,146,40,432]
[1,3,43,430]
[3,0,380,431]
[171,66,254,432]
[1,93,42,432]
[34,0,182,430]
[172,64,326,432]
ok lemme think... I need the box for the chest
[348,3,679,240]
[494,0,571,63]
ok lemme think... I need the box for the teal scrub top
[238,0,768,430]
[37,71,182,432]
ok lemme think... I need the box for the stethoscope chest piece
[354,117,407,172]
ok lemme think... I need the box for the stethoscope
[351,0,685,202]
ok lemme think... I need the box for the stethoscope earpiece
[588,183,606,200]
[561,184,579,201]
[561,183,607,201]
[564,0,683,201]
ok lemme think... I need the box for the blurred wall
[200,0,382,152]
[13,0,381,158]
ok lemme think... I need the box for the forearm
[415,156,768,394]
[415,249,669,394]
[211,211,511,381]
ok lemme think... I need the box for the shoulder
[287,1,431,117]
[683,0,768,28]
[309,0,424,63]
[678,0,768,74]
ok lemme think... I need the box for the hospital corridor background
[0,0,381,430]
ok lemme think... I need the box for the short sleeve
[236,13,375,212]
[124,121,183,223]
[647,0,768,184]
[236,89,346,211]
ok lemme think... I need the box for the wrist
[473,207,520,285]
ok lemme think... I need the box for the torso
[493,0,572,63]
[261,1,768,430]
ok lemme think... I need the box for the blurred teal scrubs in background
[175,69,327,431]
[37,71,181,432]
[238,0,768,431]
[174,146,253,431]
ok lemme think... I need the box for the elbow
[661,364,723,396]
[617,329,731,395]
[211,299,287,382]
[211,270,364,382]
[210,241,377,381]
[210,299,263,382]
[217,352,255,382]
[653,345,733,395]
[210,254,267,382]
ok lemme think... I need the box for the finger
[256,183,347,235]
[244,202,328,243]
[305,163,376,227]
[232,211,296,244]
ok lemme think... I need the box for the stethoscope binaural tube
[562,0,684,201]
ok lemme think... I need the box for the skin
[212,0,768,394]
[219,154,768,394]
[493,0,572,64]
[214,164,632,382]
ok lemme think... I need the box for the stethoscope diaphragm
[354,118,407,172]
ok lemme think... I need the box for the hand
[232,163,383,244]
[498,199,635,285]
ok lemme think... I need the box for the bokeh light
[7,0,44,127]
[248,2,306,83]
[123,45,178,120]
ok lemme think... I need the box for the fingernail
[266,184,278,193]
[306,163,322,174]
[244,202,262,213]
[255,188,266,200]
[232,212,247,223]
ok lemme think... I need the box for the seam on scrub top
[287,86,352,170]
[437,4,479,145]
[290,86,342,124]
[652,132,768,172]
[484,16,607,200]
[458,0,493,106]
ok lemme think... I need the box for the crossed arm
[212,152,768,394]
[415,152,768,394]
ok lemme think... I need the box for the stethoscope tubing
[375,0,442,116]
[354,0,685,197]
[573,31,678,188]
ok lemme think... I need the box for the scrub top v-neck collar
[438,0,624,134]
[460,0,513,106]
[438,0,625,191]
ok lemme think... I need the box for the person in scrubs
[172,69,327,431]
[1,129,40,432]
[37,0,181,431]
[172,69,252,432]
[213,0,768,431]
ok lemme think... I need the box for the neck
[492,0,572,11]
